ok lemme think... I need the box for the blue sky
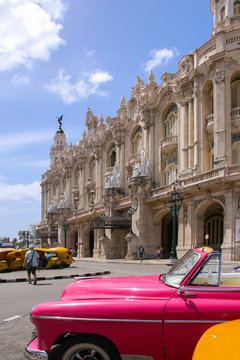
[0,0,212,240]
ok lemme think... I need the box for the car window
[162,250,200,287]
[189,254,221,286]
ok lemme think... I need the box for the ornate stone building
[38,0,240,261]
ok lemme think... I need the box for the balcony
[231,107,240,130]
[161,135,178,155]
[231,107,240,119]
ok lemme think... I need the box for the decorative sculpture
[57,115,63,133]
[132,148,152,178]
[105,162,121,188]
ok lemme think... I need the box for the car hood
[60,274,175,301]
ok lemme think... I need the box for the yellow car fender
[192,319,240,360]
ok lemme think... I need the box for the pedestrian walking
[138,246,145,263]
[23,244,39,285]
[155,246,163,260]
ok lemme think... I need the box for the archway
[89,229,94,257]
[161,213,173,258]
[204,203,224,252]
[69,229,78,256]
[196,200,224,252]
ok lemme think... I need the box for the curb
[0,270,111,283]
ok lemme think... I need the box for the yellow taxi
[0,248,22,271]
[50,247,73,267]
[20,248,62,269]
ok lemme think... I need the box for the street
[0,260,169,360]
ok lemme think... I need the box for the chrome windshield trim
[165,320,227,324]
[33,315,162,323]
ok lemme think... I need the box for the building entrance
[204,203,224,252]
[161,213,173,258]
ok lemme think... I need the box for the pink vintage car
[24,247,240,360]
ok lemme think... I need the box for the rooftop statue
[57,115,64,133]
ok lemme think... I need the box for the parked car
[50,247,73,267]
[20,248,62,269]
[0,248,22,272]
[24,246,240,360]
[192,319,240,360]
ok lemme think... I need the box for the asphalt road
[0,260,169,360]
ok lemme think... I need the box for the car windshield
[162,250,200,287]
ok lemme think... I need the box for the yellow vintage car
[192,319,240,360]
[50,247,73,267]
[0,260,8,272]
[0,248,23,271]
[20,248,62,269]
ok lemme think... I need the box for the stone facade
[38,0,240,261]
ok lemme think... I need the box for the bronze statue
[57,115,63,133]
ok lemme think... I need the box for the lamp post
[62,225,68,248]
[19,230,30,248]
[127,207,137,235]
[168,188,183,264]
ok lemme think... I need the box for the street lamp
[19,230,30,248]
[168,188,183,263]
[62,225,68,248]
[127,207,137,235]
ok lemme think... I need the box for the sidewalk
[0,259,111,283]
[0,257,238,283]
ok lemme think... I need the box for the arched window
[231,78,240,109]
[164,112,177,137]
[89,156,96,179]
[131,126,142,154]
[234,1,240,15]
[162,157,178,186]
[74,167,79,186]
[232,135,240,164]
[220,6,225,22]
[108,143,116,167]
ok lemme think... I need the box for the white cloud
[143,48,179,72]
[0,180,41,201]
[45,69,113,104]
[11,74,30,86]
[0,0,67,71]
[0,130,52,154]
[84,49,96,57]
[89,71,113,84]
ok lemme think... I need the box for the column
[222,191,233,262]
[193,84,199,169]
[96,156,102,202]
[188,100,194,169]
[214,71,226,166]
[181,103,188,171]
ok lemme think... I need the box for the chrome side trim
[165,320,226,324]
[33,315,162,323]
[121,356,153,360]
[24,347,48,360]
[184,287,240,292]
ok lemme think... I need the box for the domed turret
[50,115,67,166]
[210,0,240,35]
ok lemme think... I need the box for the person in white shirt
[23,244,39,285]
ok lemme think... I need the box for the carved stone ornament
[214,72,225,84]
[214,195,225,207]
[139,106,150,126]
